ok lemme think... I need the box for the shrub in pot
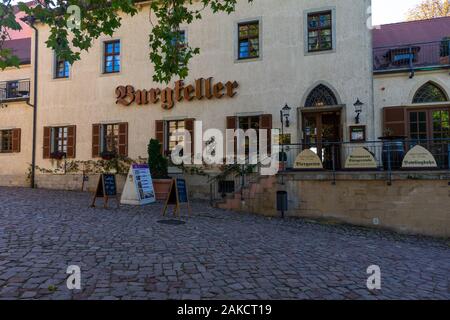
[147,139,171,200]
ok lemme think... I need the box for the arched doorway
[409,82,449,167]
[301,84,342,169]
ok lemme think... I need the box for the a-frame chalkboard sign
[90,173,120,209]
[162,178,191,217]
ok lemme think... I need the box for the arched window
[305,84,338,107]
[412,82,448,104]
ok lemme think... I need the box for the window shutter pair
[12,128,21,153]
[92,123,128,157]
[43,126,76,159]
[383,107,406,137]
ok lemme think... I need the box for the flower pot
[153,179,173,201]
[50,152,66,160]
[439,56,450,65]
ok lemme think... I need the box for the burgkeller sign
[115,78,239,110]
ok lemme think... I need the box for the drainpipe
[25,16,38,188]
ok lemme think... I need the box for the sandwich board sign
[163,178,191,217]
[90,173,119,208]
[121,164,156,205]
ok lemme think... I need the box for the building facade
[1,0,449,191]
[0,2,33,187]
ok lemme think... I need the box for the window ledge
[304,49,336,56]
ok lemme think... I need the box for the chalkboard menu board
[91,174,119,208]
[176,178,188,203]
[163,178,191,217]
[103,174,117,196]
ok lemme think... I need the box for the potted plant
[147,139,171,200]
[100,150,117,161]
[50,151,66,160]
[440,37,450,65]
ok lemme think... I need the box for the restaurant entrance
[302,110,342,169]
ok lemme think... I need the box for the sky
[372,0,424,25]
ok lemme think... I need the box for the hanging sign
[344,147,377,169]
[402,145,437,168]
[163,178,191,217]
[121,164,156,205]
[293,149,323,169]
[90,174,119,208]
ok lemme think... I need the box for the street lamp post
[279,104,291,178]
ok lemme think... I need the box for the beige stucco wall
[374,70,450,136]
[0,64,33,187]
[32,0,373,175]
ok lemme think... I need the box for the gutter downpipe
[26,17,38,188]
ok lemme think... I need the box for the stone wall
[218,172,450,238]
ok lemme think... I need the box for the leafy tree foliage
[406,0,450,21]
[0,0,252,82]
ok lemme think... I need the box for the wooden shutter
[260,114,273,154]
[118,122,128,157]
[226,116,237,157]
[43,127,51,159]
[155,120,164,154]
[92,124,101,158]
[185,118,195,159]
[12,128,21,153]
[66,126,76,158]
[383,107,406,137]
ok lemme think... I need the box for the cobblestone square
[0,187,448,300]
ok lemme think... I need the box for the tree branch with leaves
[406,0,450,21]
[0,0,252,83]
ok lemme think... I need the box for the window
[172,30,187,48]
[167,120,185,153]
[0,130,13,153]
[55,55,70,78]
[92,123,127,158]
[413,82,448,104]
[102,124,120,153]
[409,111,428,142]
[43,126,75,159]
[155,119,194,156]
[52,127,68,154]
[104,40,121,74]
[237,21,260,60]
[307,11,333,52]
[0,129,20,153]
[305,84,338,107]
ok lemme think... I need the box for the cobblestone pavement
[0,187,448,300]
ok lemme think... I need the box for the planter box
[153,179,173,201]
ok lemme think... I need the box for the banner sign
[121,164,156,205]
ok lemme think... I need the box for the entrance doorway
[302,110,341,169]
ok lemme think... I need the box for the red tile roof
[373,16,450,48]
[4,38,32,65]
